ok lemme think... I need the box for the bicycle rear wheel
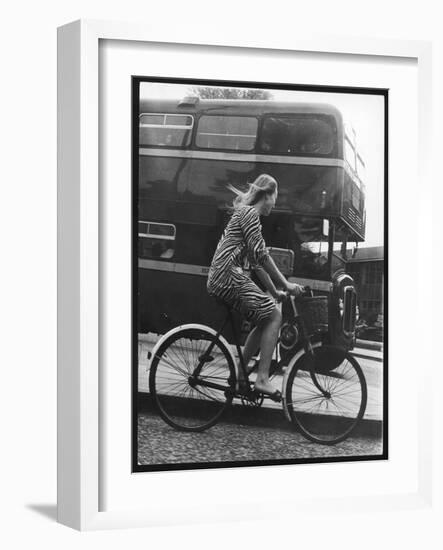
[149,327,235,431]
[285,345,367,444]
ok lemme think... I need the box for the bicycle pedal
[198,354,214,363]
[253,387,282,403]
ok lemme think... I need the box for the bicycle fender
[147,323,237,371]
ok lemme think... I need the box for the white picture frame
[57,19,433,531]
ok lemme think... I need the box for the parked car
[355,321,383,342]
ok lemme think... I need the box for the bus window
[345,137,356,173]
[138,221,176,260]
[351,181,361,210]
[290,216,329,280]
[259,116,335,155]
[356,154,366,184]
[139,113,193,147]
[196,115,258,151]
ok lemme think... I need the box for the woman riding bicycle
[207,174,304,401]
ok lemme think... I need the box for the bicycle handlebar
[277,285,313,302]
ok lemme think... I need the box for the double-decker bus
[136,95,366,354]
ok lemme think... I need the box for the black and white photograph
[132,77,387,472]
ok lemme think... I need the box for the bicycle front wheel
[149,327,235,431]
[285,345,367,444]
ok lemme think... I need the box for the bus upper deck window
[138,221,176,260]
[356,154,366,185]
[139,113,193,147]
[259,116,335,156]
[196,115,258,151]
[345,137,356,173]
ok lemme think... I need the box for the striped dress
[207,205,275,324]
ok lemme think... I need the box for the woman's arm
[262,255,289,290]
[253,266,280,299]
[261,256,304,296]
[239,207,271,268]
[239,207,304,296]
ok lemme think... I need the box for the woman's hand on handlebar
[273,283,306,302]
[285,282,305,297]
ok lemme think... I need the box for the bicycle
[148,288,367,445]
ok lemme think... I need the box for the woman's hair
[228,174,278,210]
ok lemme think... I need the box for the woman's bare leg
[239,292,281,380]
[254,307,282,394]
[237,326,262,383]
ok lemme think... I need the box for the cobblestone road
[137,411,384,467]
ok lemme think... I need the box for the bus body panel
[139,155,365,240]
[137,266,238,337]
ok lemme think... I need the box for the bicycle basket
[298,296,329,336]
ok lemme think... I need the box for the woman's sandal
[254,387,282,403]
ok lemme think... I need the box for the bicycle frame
[189,290,332,403]
[190,304,254,394]
[191,293,324,397]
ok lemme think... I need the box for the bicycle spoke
[286,347,367,444]
[156,354,189,378]
[151,329,234,431]
[169,343,192,374]
[192,385,224,402]
[290,394,326,405]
